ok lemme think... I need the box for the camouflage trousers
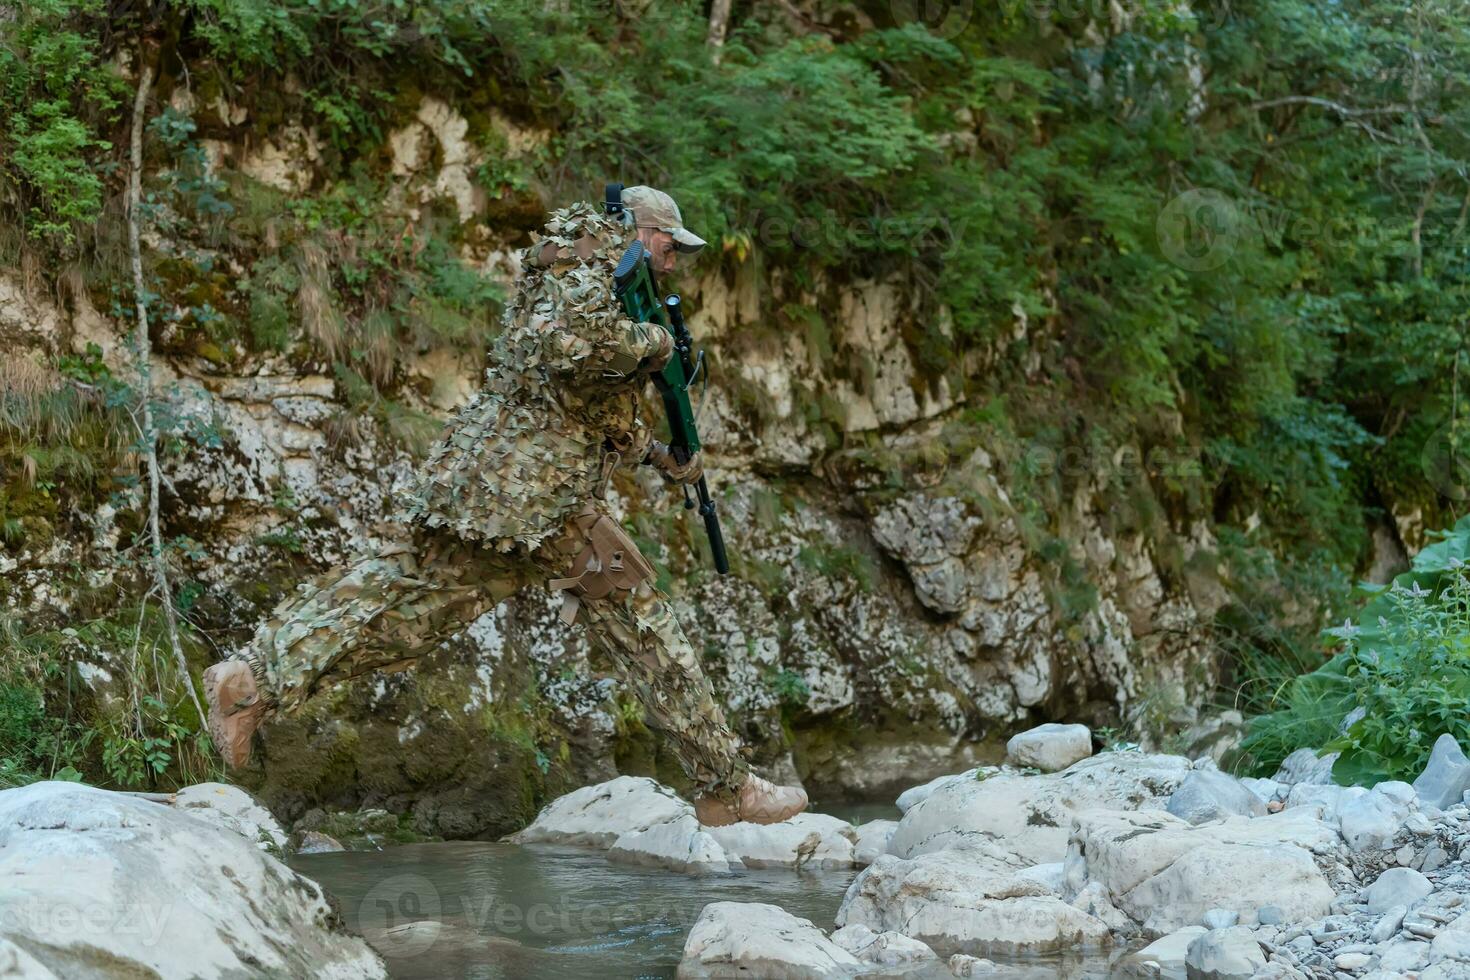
[234,513,749,801]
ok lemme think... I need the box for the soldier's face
[637,228,680,275]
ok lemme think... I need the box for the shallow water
[293,830,1132,979]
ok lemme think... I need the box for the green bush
[1240,515,1470,785]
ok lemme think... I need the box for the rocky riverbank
[510,725,1470,979]
[0,781,385,978]
[9,725,1470,978]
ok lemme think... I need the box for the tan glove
[641,328,674,373]
[645,440,703,485]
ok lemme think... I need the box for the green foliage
[797,542,878,593]
[0,0,122,247]
[1240,515,1470,784]
[771,668,811,710]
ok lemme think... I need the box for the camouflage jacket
[399,203,667,551]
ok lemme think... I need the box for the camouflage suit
[235,203,748,801]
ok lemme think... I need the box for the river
[292,802,1132,979]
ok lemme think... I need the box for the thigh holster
[549,512,656,623]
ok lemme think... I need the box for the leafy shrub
[1240,515,1470,785]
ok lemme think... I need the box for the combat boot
[203,660,268,768]
[693,774,808,826]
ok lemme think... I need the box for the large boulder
[508,776,690,848]
[1271,748,1338,786]
[1185,927,1266,980]
[677,902,862,979]
[1413,734,1470,810]
[1337,781,1415,852]
[828,924,939,968]
[1364,867,1434,913]
[835,843,1111,957]
[1165,770,1267,825]
[851,819,898,866]
[1005,723,1093,772]
[894,770,979,814]
[887,753,1193,865]
[1124,926,1208,975]
[173,782,288,852]
[0,781,385,978]
[704,813,855,870]
[607,815,732,875]
[1065,809,1337,933]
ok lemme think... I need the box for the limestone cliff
[1,91,1229,837]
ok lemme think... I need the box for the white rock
[1335,951,1372,970]
[509,776,691,848]
[0,936,55,979]
[1376,781,1417,805]
[0,782,385,979]
[704,813,854,870]
[851,819,897,866]
[1202,908,1240,929]
[1126,926,1209,974]
[835,844,1111,956]
[1006,723,1093,772]
[1185,926,1267,979]
[1339,785,1414,853]
[1068,809,1337,934]
[828,924,938,966]
[1069,880,1133,932]
[677,902,862,979]
[1241,777,1285,802]
[1167,769,1268,825]
[607,815,730,875]
[1284,781,1368,821]
[888,753,1192,864]
[1017,862,1065,895]
[1378,940,1430,972]
[1430,930,1470,964]
[1365,868,1434,913]
[895,770,976,814]
[1371,906,1408,942]
[172,782,287,852]
[1272,748,1339,786]
[947,953,1001,977]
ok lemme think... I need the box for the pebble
[1334,952,1372,970]
[1395,844,1416,866]
[1371,907,1408,942]
[1405,812,1435,835]
[1259,905,1286,925]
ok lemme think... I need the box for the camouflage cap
[622,186,707,254]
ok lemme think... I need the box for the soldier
[202,187,808,827]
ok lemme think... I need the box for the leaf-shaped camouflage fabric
[397,203,666,552]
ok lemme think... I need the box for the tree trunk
[127,58,207,726]
[707,0,732,64]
